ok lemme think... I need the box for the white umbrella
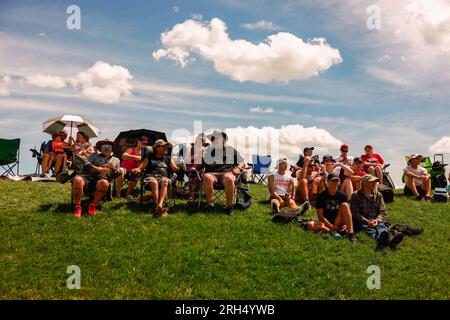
[42,114,101,138]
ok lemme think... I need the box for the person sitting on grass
[202,130,245,215]
[320,155,354,201]
[294,156,323,209]
[268,158,299,213]
[115,135,149,199]
[315,172,357,242]
[134,139,181,217]
[293,146,315,170]
[72,140,121,218]
[361,145,384,185]
[350,174,403,250]
[403,153,432,201]
[335,144,354,165]
[350,157,366,191]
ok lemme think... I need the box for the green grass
[0,179,449,299]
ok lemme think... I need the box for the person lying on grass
[294,156,322,209]
[72,141,120,218]
[202,130,245,215]
[320,155,354,201]
[403,153,432,202]
[350,174,403,250]
[134,139,181,217]
[315,172,358,242]
[268,158,299,213]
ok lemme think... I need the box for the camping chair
[0,138,20,177]
[430,154,448,189]
[197,171,243,208]
[382,164,396,190]
[251,155,272,184]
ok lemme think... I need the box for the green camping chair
[402,155,432,183]
[0,138,20,177]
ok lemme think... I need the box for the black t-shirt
[296,155,305,168]
[203,146,243,173]
[316,189,347,224]
[145,152,171,177]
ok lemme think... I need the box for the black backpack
[272,208,302,224]
[378,184,394,203]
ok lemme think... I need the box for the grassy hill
[0,179,449,299]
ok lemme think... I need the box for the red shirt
[361,153,384,166]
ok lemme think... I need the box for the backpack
[378,184,394,203]
[272,208,301,224]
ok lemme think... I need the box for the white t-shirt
[271,171,291,196]
[335,155,354,164]
[403,166,427,186]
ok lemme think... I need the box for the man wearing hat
[350,174,403,250]
[72,139,121,218]
[316,172,358,242]
[320,154,355,201]
[335,144,354,165]
[403,153,432,201]
[134,139,181,216]
[350,157,366,191]
[293,146,317,171]
[202,130,245,215]
[360,145,384,185]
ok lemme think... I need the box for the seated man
[72,140,120,218]
[135,139,180,216]
[295,156,323,208]
[293,146,315,170]
[350,157,366,191]
[350,175,403,250]
[335,144,354,165]
[315,173,357,242]
[320,155,354,201]
[116,135,149,199]
[202,130,245,215]
[361,145,384,185]
[268,158,298,213]
[403,153,432,201]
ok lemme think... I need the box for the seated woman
[134,139,181,216]
[314,173,357,242]
[115,135,149,199]
[40,133,58,177]
[186,134,207,205]
[268,158,299,213]
[294,156,323,208]
[69,131,94,158]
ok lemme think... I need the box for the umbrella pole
[70,122,73,139]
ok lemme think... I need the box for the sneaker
[389,230,404,250]
[225,205,234,216]
[331,230,342,239]
[299,201,311,215]
[271,201,280,214]
[376,230,389,250]
[87,203,97,216]
[415,195,423,201]
[205,203,215,212]
[73,204,82,218]
[347,233,358,243]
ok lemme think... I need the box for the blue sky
[1,0,449,185]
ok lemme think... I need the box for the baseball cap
[364,145,373,150]
[408,153,423,163]
[353,157,363,164]
[303,146,314,153]
[340,144,349,151]
[361,174,379,183]
[327,172,340,181]
[321,155,336,164]
[153,139,168,148]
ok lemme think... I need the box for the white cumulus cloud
[241,20,281,31]
[250,106,274,113]
[25,74,66,89]
[429,136,450,153]
[71,61,133,104]
[153,17,343,83]
[171,124,343,164]
[0,75,12,97]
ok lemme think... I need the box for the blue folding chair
[251,155,272,184]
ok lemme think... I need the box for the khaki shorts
[205,172,236,185]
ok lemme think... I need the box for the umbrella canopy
[113,129,167,159]
[42,115,101,138]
